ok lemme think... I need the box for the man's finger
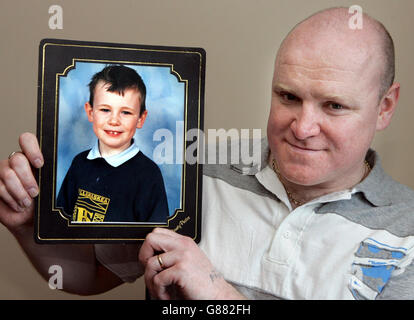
[152,268,178,300]
[0,180,23,213]
[143,250,180,293]
[152,227,181,238]
[0,166,31,210]
[149,250,178,272]
[18,132,43,169]
[139,232,180,264]
[8,152,39,198]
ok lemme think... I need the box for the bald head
[276,7,395,100]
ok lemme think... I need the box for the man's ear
[136,110,148,129]
[84,102,94,122]
[376,82,400,131]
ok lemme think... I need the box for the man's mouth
[286,140,322,152]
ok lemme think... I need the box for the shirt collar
[352,149,392,206]
[87,139,140,167]
[229,137,269,175]
[230,137,392,208]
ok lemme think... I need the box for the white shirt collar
[86,139,140,167]
[255,165,354,212]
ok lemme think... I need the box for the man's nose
[290,104,321,140]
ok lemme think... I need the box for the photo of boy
[57,65,169,223]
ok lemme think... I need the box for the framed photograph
[34,38,205,243]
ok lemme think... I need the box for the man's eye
[121,111,132,115]
[280,92,299,102]
[329,103,344,110]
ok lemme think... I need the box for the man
[0,7,413,299]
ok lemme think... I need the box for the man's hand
[139,228,245,300]
[0,133,126,295]
[0,132,43,233]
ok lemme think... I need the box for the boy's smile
[105,130,122,136]
[85,81,148,157]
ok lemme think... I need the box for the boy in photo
[57,65,169,223]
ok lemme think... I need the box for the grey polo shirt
[199,138,414,299]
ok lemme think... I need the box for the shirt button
[283,231,290,239]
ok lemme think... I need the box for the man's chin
[280,166,327,187]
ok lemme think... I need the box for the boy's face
[85,81,148,157]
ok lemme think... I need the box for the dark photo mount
[35,38,205,243]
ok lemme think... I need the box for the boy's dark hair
[88,65,147,115]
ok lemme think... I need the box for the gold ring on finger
[157,254,165,269]
[8,151,21,160]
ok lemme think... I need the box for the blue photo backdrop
[56,61,184,217]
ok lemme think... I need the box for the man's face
[85,81,147,157]
[267,38,384,189]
